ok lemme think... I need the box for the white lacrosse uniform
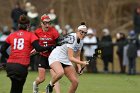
[49,33,83,66]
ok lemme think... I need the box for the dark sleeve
[32,40,55,52]
[0,42,10,58]
[55,36,62,46]
[55,38,59,43]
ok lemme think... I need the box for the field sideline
[0,70,140,93]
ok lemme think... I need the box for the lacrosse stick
[79,60,90,75]
[79,48,102,75]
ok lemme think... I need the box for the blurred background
[0,0,140,35]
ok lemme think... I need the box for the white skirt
[48,47,73,66]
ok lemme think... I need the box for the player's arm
[0,42,10,58]
[32,40,55,52]
[68,48,87,65]
[75,50,82,72]
[55,35,63,46]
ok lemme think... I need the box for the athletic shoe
[33,81,38,93]
[46,84,54,93]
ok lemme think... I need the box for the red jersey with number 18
[6,30,38,66]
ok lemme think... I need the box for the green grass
[0,70,140,93]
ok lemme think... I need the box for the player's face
[79,30,87,39]
[41,21,51,31]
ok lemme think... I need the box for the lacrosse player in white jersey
[46,22,89,93]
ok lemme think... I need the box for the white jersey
[49,33,83,65]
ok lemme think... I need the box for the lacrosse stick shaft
[79,66,86,74]
[79,60,90,74]
[79,55,97,74]
[79,49,102,75]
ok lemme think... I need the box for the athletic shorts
[61,63,70,68]
[37,55,50,69]
[6,63,28,81]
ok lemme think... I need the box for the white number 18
[13,38,24,50]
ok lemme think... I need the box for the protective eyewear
[42,21,51,25]
[80,30,87,35]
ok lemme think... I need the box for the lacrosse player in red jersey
[0,15,55,93]
[33,14,60,93]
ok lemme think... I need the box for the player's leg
[33,68,46,93]
[33,55,47,93]
[46,61,64,93]
[6,63,27,93]
[10,78,26,93]
[35,68,46,84]
[50,69,61,93]
[64,65,79,93]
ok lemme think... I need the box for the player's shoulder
[49,27,59,36]
[49,27,57,32]
[69,32,76,35]
[68,33,76,38]
[66,33,76,43]
[35,28,42,33]
[8,31,21,37]
[6,32,14,39]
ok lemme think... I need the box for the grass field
[0,70,140,93]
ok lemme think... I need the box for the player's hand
[77,64,83,75]
[82,61,89,66]
[78,61,89,75]
[78,68,83,75]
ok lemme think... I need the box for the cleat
[46,84,54,93]
[33,81,39,93]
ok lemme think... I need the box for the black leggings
[6,63,28,93]
[10,77,26,93]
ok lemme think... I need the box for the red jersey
[35,27,59,57]
[6,30,38,66]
